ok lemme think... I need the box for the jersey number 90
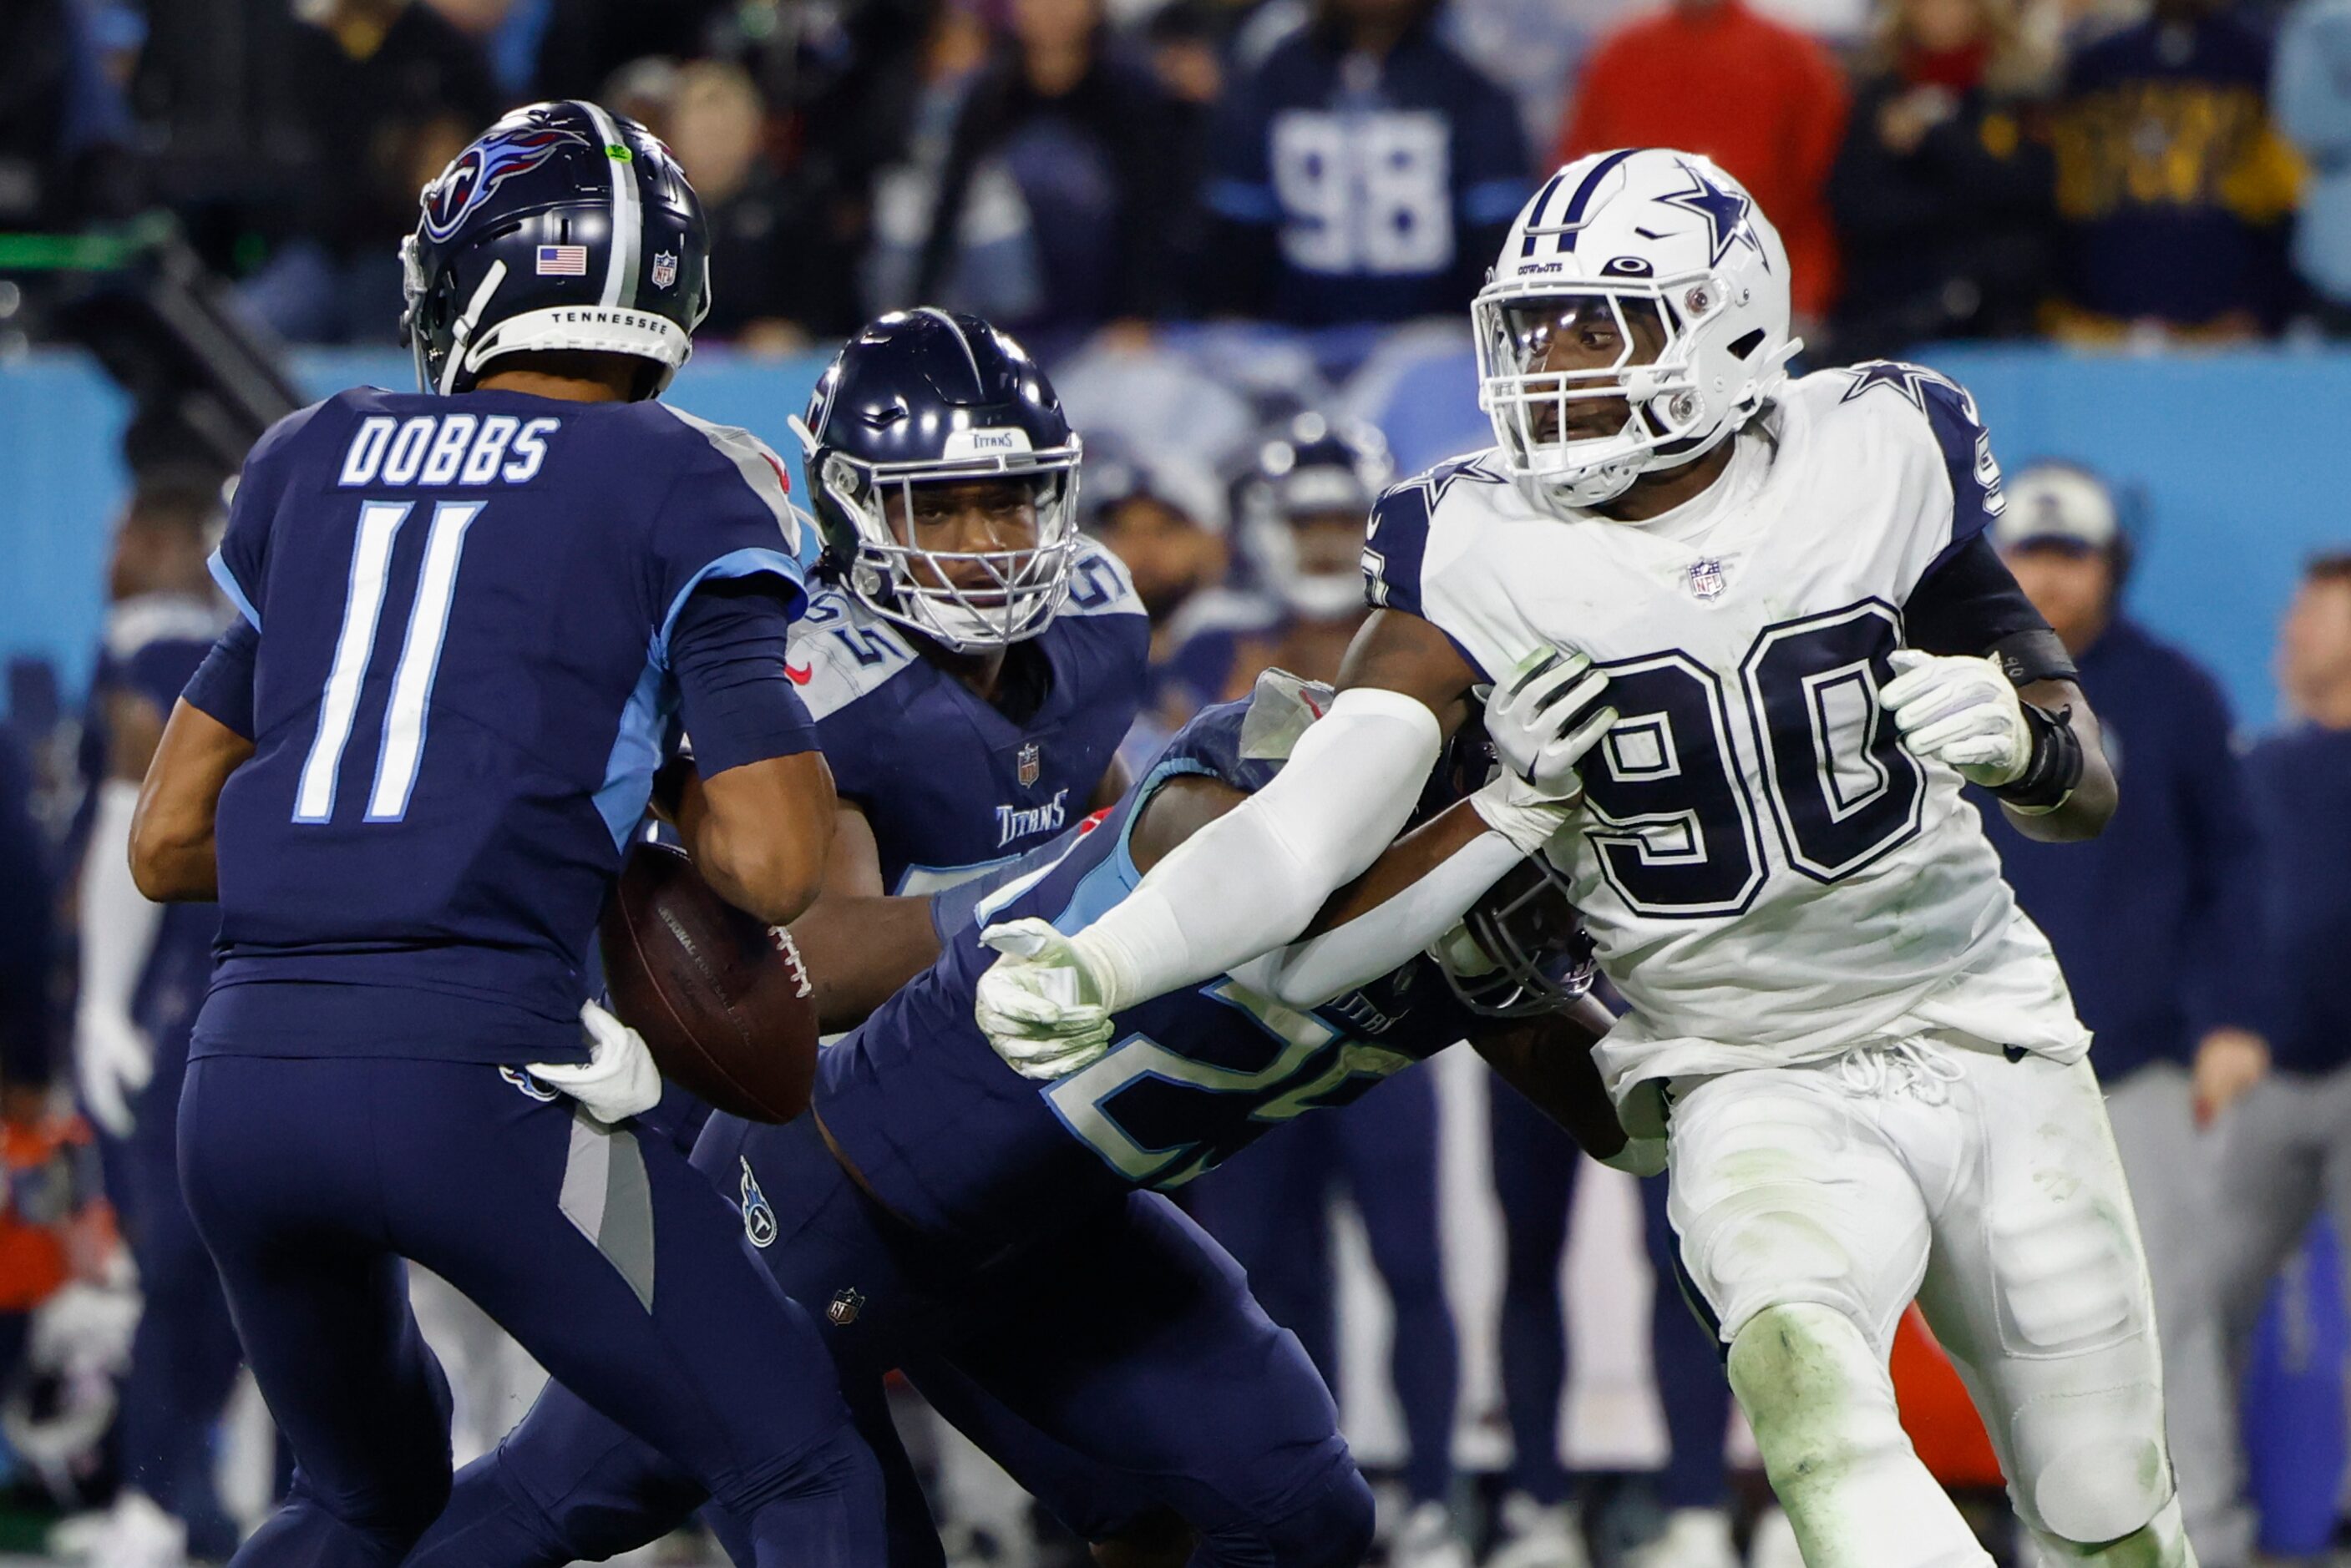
[1578,602,1925,918]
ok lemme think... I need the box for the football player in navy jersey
[1176,414,1474,1568]
[71,472,245,1565]
[124,102,882,1568]
[783,308,1145,904]
[406,670,1638,1568]
[669,309,1147,1555]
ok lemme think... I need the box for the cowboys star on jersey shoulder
[1361,361,2090,1100]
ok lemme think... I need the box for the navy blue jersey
[1202,23,1533,325]
[813,695,1476,1250]
[2246,723,2351,1075]
[91,594,229,1028]
[201,387,807,1055]
[790,540,1148,894]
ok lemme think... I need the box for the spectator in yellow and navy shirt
[2047,0,2303,338]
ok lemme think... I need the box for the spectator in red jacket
[1554,0,1850,322]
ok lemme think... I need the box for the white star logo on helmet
[1657,162,1763,268]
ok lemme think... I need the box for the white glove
[1468,750,1590,855]
[73,1005,152,1139]
[1879,650,2032,786]
[972,919,1118,1081]
[1487,649,1619,797]
[528,1003,663,1125]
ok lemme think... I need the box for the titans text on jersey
[403,689,1536,1568]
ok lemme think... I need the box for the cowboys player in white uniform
[975,149,2192,1568]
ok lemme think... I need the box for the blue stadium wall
[4,342,2346,733]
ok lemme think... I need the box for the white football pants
[1666,1039,2181,1565]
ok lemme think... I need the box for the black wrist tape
[1997,702,2085,811]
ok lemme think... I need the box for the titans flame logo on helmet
[421,124,592,244]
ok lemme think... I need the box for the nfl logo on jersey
[828,1288,865,1326]
[1017,741,1041,788]
[651,250,678,289]
[1688,559,1727,600]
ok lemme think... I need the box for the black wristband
[1984,628,2078,688]
[1996,702,2085,812]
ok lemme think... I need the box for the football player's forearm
[1237,800,1529,1008]
[2000,680,2115,842]
[129,701,251,902]
[787,894,943,1032]
[692,752,838,925]
[1468,995,1625,1161]
[1066,687,1444,1010]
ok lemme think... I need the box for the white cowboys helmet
[1474,147,1798,511]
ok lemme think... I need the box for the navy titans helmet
[1416,723,1597,1019]
[1237,412,1393,620]
[791,309,1082,651]
[401,100,711,397]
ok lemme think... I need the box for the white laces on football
[1836,1037,1964,1106]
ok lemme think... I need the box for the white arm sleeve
[1067,686,1443,1010]
[1230,823,1526,1009]
[79,779,162,1025]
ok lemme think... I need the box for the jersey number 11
[294,499,484,826]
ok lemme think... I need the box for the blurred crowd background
[4,0,2345,354]
[3,0,2351,1565]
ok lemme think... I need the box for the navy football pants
[1188,1070,1460,1505]
[116,1052,244,1555]
[1486,1083,1731,1510]
[406,1110,1373,1568]
[177,1050,882,1568]
[1487,1076,1580,1505]
[109,944,244,1557]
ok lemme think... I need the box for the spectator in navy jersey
[1980,462,2262,1565]
[2213,554,2351,1550]
[913,0,1184,352]
[1198,0,1533,325]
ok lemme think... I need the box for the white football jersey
[1364,362,2090,1097]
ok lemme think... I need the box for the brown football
[598,840,819,1124]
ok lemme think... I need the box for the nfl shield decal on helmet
[651,250,678,289]
[1017,741,1041,788]
[1688,559,1727,600]
[738,1157,778,1248]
